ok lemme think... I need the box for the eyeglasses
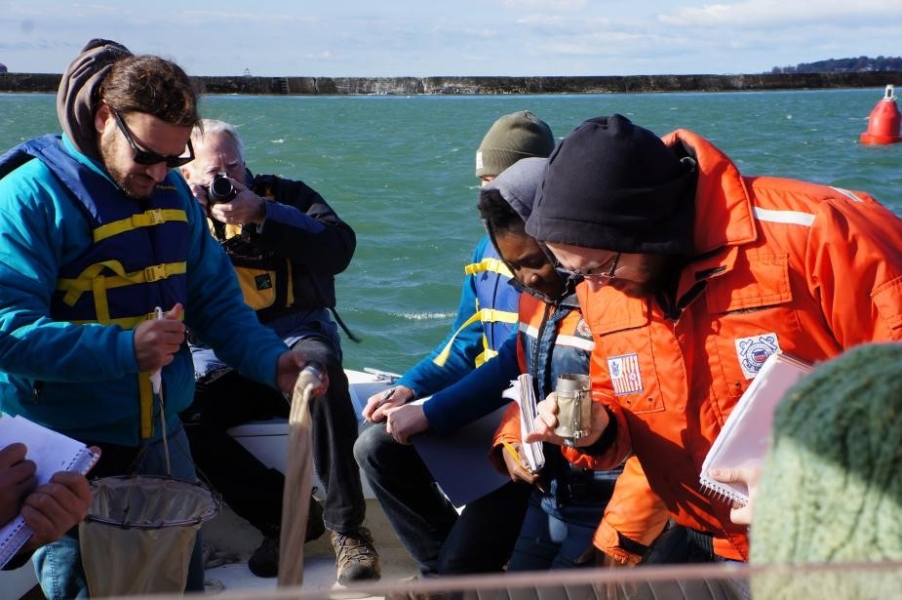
[111,108,194,168]
[555,252,621,285]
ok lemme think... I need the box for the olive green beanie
[751,342,902,598]
[475,110,555,178]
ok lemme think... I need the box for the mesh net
[79,475,219,596]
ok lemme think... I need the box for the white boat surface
[3,368,419,599]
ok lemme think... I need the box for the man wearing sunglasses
[0,39,323,598]
[523,114,902,598]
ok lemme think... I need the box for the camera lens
[209,172,237,203]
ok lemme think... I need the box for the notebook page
[699,351,813,505]
[0,414,99,568]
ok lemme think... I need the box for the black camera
[208,171,237,204]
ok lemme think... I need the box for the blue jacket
[398,235,519,397]
[423,290,590,436]
[0,135,289,445]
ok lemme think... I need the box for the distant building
[0,63,7,74]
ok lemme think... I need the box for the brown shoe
[331,526,381,584]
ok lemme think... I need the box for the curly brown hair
[100,55,200,127]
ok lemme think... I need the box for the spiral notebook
[699,351,812,506]
[0,414,99,569]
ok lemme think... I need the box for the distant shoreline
[1,71,900,95]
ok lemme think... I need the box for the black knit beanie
[526,114,697,255]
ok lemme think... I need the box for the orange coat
[563,128,902,561]
[594,456,669,565]
[490,290,669,564]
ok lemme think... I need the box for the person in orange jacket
[477,157,669,574]
[523,114,902,598]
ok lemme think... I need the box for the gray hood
[481,156,548,222]
[56,39,132,161]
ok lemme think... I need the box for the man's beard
[620,254,683,299]
[99,129,155,201]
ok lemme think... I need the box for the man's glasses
[555,252,621,285]
[111,108,194,168]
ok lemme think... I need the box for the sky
[1,0,901,78]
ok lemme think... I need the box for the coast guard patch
[575,318,592,340]
[608,353,643,396]
[735,333,781,379]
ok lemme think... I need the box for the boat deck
[202,498,418,596]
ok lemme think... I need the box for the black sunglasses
[111,108,195,168]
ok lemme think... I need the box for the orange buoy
[860,84,902,145]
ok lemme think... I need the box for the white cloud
[1,0,900,77]
[501,0,588,9]
[658,0,902,27]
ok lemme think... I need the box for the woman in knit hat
[355,111,556,577]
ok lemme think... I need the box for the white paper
[502,374,545,472]
[699,351,813,505]
[0,414,99,568]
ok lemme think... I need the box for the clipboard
[410,401,510,509]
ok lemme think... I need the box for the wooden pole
[277,364,323,588]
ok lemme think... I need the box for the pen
[502,441,526,469]
[503,441,546,493]
[375,386,396,409]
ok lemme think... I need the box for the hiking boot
[331,526,381,584]
[248,535,280,578]
[247,495,326,578]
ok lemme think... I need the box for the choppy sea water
[2,89,900,372]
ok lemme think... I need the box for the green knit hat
[751,342,902,599]
[475,110,555,178]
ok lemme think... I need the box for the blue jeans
[507,470,617,572]
[354,421,530,575]
[32,424,204,599]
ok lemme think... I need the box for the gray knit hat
[475,110,555,178]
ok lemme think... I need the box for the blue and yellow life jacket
[435,238,520,368]
[0,135,190,438]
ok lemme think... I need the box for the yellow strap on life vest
[57,260,187,322]
[432,308,518,368]
[464,257,513,278]
[479,307,519,326]
[474,342,498,368]
[93,209,188,242]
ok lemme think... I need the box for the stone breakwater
[1,72,899,95]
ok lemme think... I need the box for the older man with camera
[179,119,378,584]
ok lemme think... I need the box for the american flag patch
[608,353,644,396]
